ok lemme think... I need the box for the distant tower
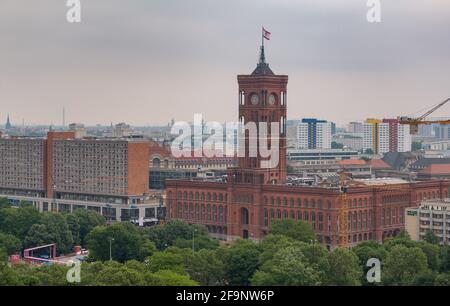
[5,115,12,130]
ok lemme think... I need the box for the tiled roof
[369,159,391,169]
[336,159,367,165]
[419,164,450,175]
[411,158,450,168]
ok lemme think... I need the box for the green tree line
[1,200,450,286]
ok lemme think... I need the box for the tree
[351,241,387,284]
[251,246,321,286]
[364,148,374,155]
[0,232,22,255]
[0,198,11,209]
[24,212,74,253]
[90,261,145,286]
[383,235,416,252]
[324,248,362,286]
[411,270,437,286]
[269,219,315,243]
[145,220,209,250]
[331,141,344,149]
[0,247,7,262]
[173,235,219,251]
[72,209,106,246]
[418,242,440,271]
[439,246,450,272]
[25,264,70,286]
[0,206,42,240]
[258,234,297,264]
[221,239,262,286]
[147,270,198,286]
[65,214,81,245]
[383,245,429,285]
[86,222,155,262]
[412,141,422,152]
[183,249,226,286]
[286,164,295,174]
[0,261,23,285]
[424,229,439,245]
[146,250,186,274]
[434,273,450,286]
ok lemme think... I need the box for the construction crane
[338,172,350,248]
[399,97,450,134]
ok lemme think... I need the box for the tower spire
[259,45,266,64]
[5,114,12,130]
[251,44,274,76]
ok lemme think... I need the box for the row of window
[172,191,227,202]
[174,202,227,223]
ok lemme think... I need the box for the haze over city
[1,0,450,126]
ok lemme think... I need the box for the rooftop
[251,45,274,76]
[419,164,450,175]
[353,178,410,186]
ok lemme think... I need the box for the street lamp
[310,239,318,262]
[109,238,115,261]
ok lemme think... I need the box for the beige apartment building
[406,199,450,245]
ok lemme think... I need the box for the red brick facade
[166,179,450,247]
[165,49,450,247]
[127,142,150,196]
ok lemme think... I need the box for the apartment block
[363,118,410,154]
[0,138,46,197]
[406,199,450,245]
[293,119,332,150]
[363,119,389,154]
[0,132,161,225]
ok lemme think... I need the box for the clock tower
[230,44,288,185]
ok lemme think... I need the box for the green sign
[407,210,417,216]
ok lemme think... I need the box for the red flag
[262,27,271,40]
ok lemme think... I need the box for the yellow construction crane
[338,172,350,248]
[399,97,450,134]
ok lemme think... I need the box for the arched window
[152,157,161,168]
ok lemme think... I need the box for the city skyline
[1,1,450,126]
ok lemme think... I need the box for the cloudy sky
[1,0,449,126]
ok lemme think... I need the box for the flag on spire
[262,27,271,40]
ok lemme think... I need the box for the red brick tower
[230,44,288,185]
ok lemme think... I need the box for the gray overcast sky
[1,0,449,126]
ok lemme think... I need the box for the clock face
[269,94,276,105]
[251,94,259,105]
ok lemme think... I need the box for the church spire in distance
[5,114,12,130]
